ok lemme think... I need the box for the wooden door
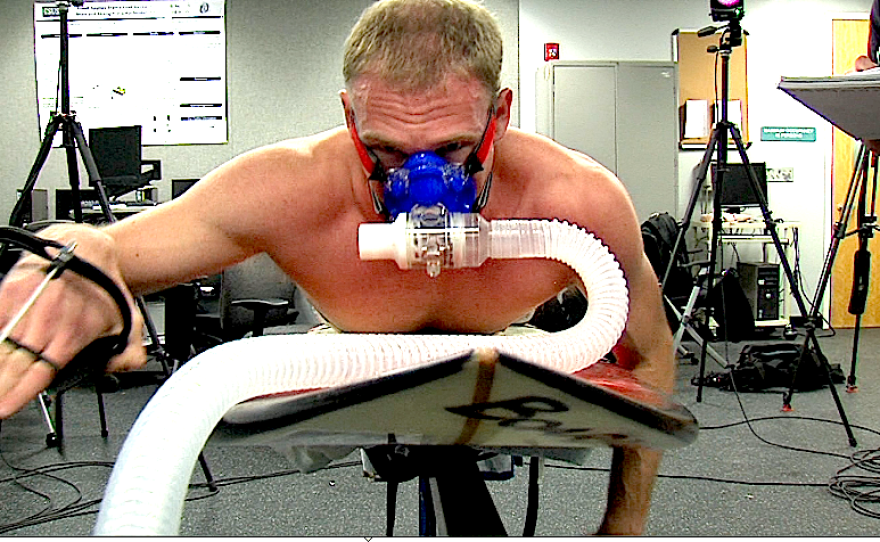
[831,18,880,328]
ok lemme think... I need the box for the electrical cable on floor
[0,436,360,535]
[828,449,880,519]
[3,334,879,531]
[5,413,880,532]
[547,462,829,488]
[714,337,880,520]
[686,241,880,522]
[691,355,880,521]
[545,416,880,512]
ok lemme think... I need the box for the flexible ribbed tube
[93,219,628,535]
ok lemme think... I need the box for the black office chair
[215,253,300,338]
[88,125,160,199]
[166,254,300,359]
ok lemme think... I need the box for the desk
[693,220,800,328]
[55,189,158,224]
[78,203,157,223]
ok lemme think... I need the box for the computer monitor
[88,125,155,198]
[172,179,201,199]
[710,162,767,210]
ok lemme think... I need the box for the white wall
[520,0,872,318]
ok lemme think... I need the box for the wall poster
[34,0,227,145]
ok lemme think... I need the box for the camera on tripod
[710,0,744,22]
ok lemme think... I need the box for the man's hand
[0,225,145,418]
[854,55,878,72]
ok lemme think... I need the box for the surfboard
[212,348,697,451]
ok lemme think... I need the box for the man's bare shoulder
[227,127,354,180]
[499,129,632,218]
[497,129,643,265]
[199,127,360,211]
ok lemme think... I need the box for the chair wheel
[100,374,121,392]
[46,433,60,448]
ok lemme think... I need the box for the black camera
[710,0,744,22]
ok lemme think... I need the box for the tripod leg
[69,120,116,222]
[847,242,870,393]
[96,384,109,438]
[73,113,217,485]
[663,124,724,402]
[848,313,862,392]
[662,127,720,291]
[695,124,730,403]
[59,118,86,224]
[8,116,63,227]
[845,155,876,393]
[37,392,59,448]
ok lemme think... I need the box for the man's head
[341,0,511,219]
[343,0,503,100]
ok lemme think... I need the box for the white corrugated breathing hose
[93,216,629,535]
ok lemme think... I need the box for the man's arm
[561,164,674,535]
[598,251,675,535]
[0,143,293,418]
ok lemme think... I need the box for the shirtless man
[0,0,674,535]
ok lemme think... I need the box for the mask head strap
[348,112,391,216]
[463,107,496,177]
[348,115,386,181]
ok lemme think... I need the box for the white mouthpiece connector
[359,212,490,277]
[358,214,409,269]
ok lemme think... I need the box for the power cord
[698,364,880,520]
[0,434,361,536]
[0,436,115,534]
[546,413,880,521]
[828,449,880,519]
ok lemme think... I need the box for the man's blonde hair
[343,0,502,98]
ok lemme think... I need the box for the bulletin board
[673,29,749,148]
[34,0,227,146]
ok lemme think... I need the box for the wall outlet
[767,167,794,182]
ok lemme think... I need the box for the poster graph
[34,0,227,145]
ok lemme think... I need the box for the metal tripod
[809,144,878,395]
[661,20,857,447]
[4,1,218,485]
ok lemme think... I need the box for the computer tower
[737,262,780,321]
[15,189,48,224]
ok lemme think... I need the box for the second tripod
[661,20,857,447]
[811,144,878,394]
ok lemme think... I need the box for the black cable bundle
[829,449,880,519]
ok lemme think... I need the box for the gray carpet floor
[2,326,879,536]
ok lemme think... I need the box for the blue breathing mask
[348,106,497,220]
[383,151,478,219]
